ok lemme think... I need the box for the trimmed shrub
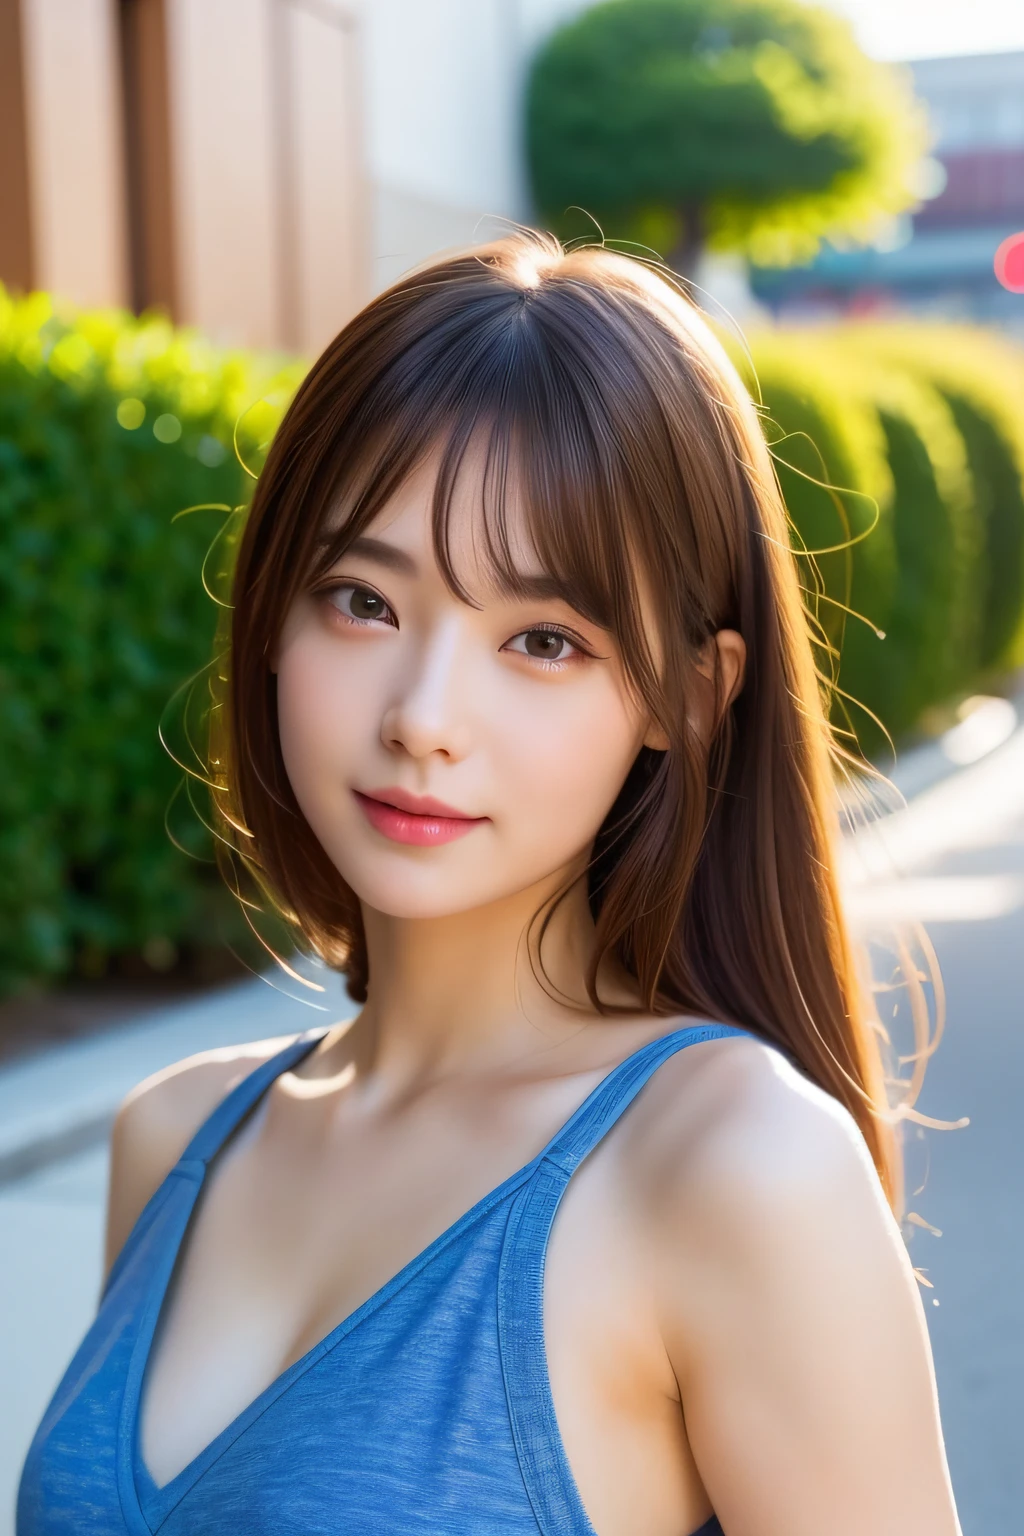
[0,288,298,994]
[839,325,1024,672]
[741,335,898,752]
[865,365,980,731]
[748,332,983,752]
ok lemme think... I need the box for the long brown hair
[213,232,896,1202]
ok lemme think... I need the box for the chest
[140,1121,692,1534]
[19,1025,744,1536]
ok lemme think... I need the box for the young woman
[19,235,960,1536]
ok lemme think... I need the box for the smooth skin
[107,455,960,1535]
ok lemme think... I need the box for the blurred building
[0,0,590,354]
[752,50,1024,331]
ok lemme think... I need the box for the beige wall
[18,0,128,307]
[2,0,594,342]
[280,0,368,353]
[2,0,369,354]
[163,0,282,348]
[3,0,575,348]
[0,0,35,293]
[163,0,367,351]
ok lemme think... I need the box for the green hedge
[839,325,1024,671]
[737,336,898,752]
[842,355,979,741]
[0,288,297,994]
[748,324,1023,754]
[3,288,1024,996]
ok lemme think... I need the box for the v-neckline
[126,1152,541,1529]
[118,1025,692,1532]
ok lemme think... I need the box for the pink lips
[353,788,488,847]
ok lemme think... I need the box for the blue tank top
[18,1022,746,1536]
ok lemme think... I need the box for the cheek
[274,634,373,818]
[272,622,647,917]
[493,675,644,857]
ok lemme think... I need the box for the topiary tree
[527,0,928,274]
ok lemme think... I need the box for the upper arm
[642,1041,960,1536]
[103,1038,292,1278]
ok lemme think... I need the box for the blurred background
[2,0,1024,1531]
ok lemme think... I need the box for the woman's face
[274,455,664,921]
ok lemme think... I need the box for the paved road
[841,730,1024,1532]
[893,818,1024,1528]
[2,732,1023,1534]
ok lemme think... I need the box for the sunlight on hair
[154,229,977,1220]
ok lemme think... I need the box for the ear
[642,718,671,751]
[710,628,746,711]
[644,629,747,753]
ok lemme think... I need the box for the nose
[380,617,473,763]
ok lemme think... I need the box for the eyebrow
[339,536,418,576]
[323,534,595,619]
[505,573,579,605]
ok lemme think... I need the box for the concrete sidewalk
[0,964,358,1188]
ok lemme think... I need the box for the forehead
[350,444,554,598]
[314,413,644,634]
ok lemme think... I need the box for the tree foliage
[527,0,928,267]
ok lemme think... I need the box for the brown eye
[350,588,386,620]
[329,584,396,626]
[505,627,580,664]
[524,630,568,660]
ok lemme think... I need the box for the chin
[330,851,489,919]
[347,880,507,922]
[335,849,556,923]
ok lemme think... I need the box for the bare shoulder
[104,1034,300,1275]
[614,1043,958,1531]
[624,1028,892,1254]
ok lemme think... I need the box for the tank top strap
[497,1020,750,1536]
[537,1020,750,1179]
[178,1026,331,1169]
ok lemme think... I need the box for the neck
[352,870,616,1082]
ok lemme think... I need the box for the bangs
[303,263,719,708]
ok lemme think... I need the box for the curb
[0,1114,114,1188]
[0,969,356,1191]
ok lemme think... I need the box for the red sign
[995,231,1024,293]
